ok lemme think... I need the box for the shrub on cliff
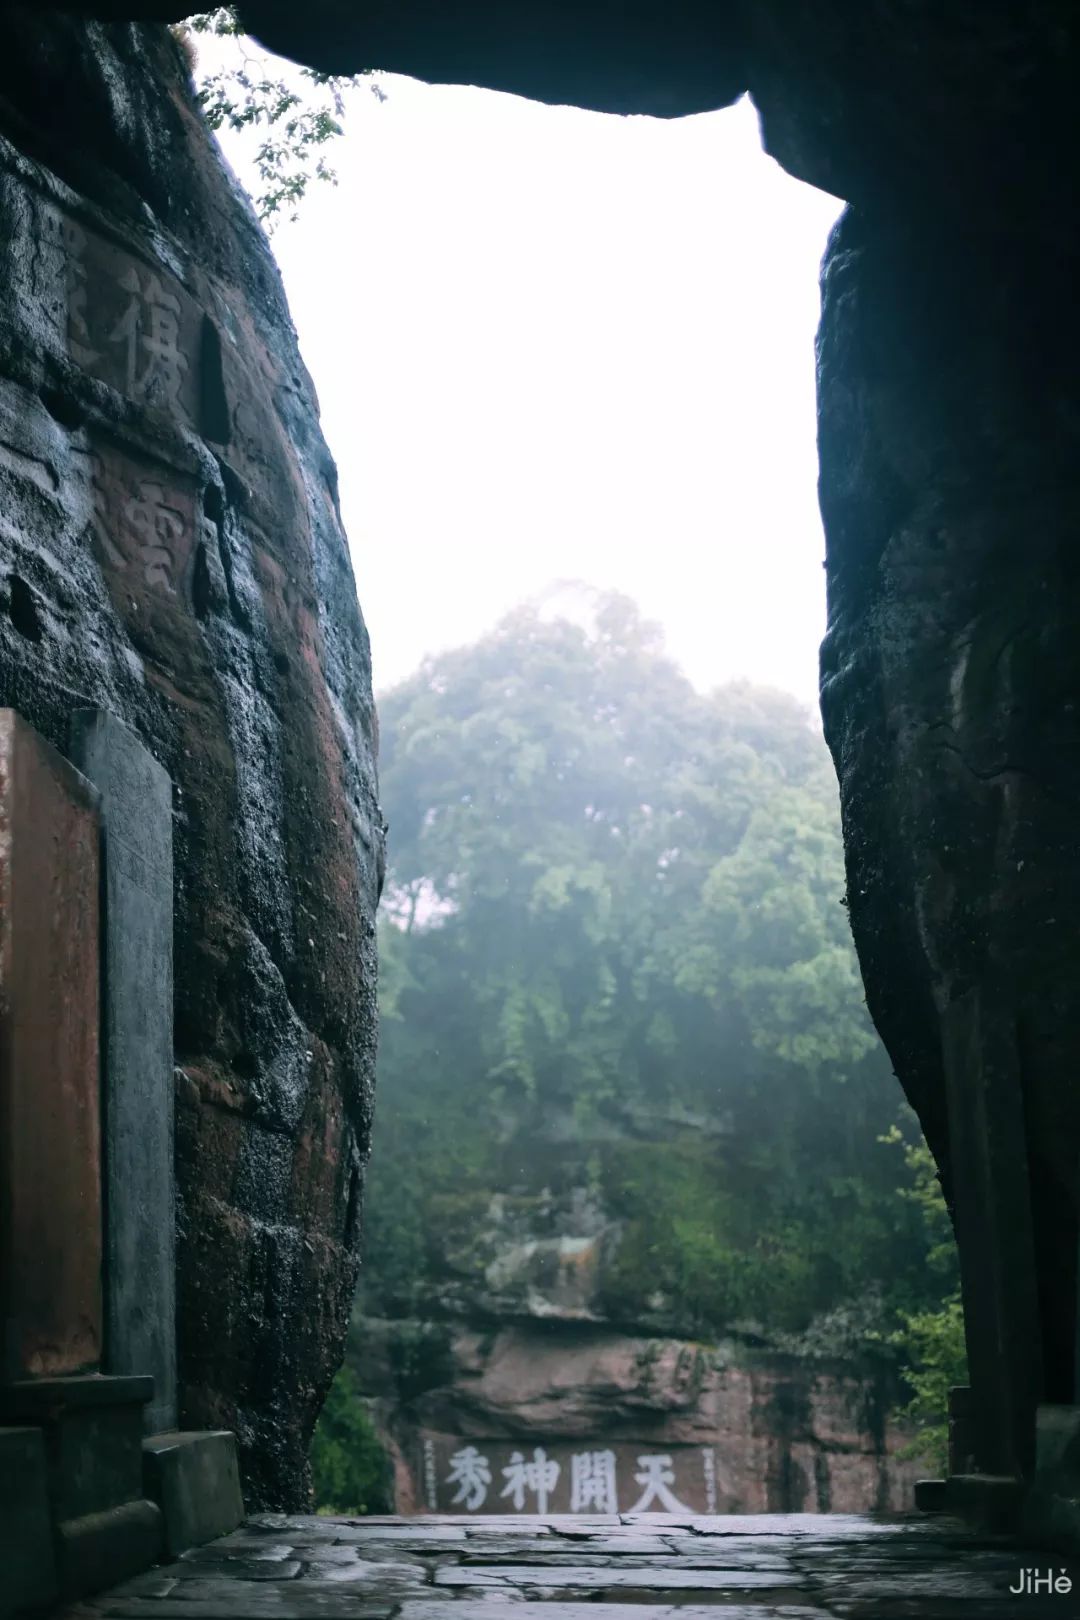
[890,1296,967,1475]
[310,1367,392,1515]
[880,1132,967,1470]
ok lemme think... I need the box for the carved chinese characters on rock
[82,446,198,608]
[423,1436,720,1515]
[108,267,188,412]
[570,1448,620,1513]
[43,209,202,427]
[60,219,98,369]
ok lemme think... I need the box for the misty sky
[211,64,844,702]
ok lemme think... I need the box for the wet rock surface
[817,202,1080,1459]
[5,0,1080,1518]
[358,1320,920,1516]
[59,1511,1080,1618]
[82,0,1060,253]
[200,0,1080,238]
[0,16,382,1506]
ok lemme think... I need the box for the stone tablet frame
[72,709,176,1435]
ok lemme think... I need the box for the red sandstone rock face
[359,1322,921,1516]
[0,19,382,1506]
[0,713,103,1381]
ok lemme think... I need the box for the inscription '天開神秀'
[421,1436,720,1515]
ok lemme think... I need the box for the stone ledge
[1024,1485,1080,1555]
[0,1426,57,1617]
[1020,1403,1080,1556]
[914,1477,948,1512]
[143,1430,245,1557]
[2,1373,154,1526]
[2,1374,154,1415]
[58,1497,163,1600]
[944,1473,1024,1532]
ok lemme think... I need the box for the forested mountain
[364,592,952,1337]
[313,593,963,1512]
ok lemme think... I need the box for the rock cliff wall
[355,1316,920,1517]
[6,0,1080,1501]
[0,15,383,1506]
[352,1157,921,1517]
[816,191,1080,1471]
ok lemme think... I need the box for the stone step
[143,1431,245,1557]
[0,1426,57,1616]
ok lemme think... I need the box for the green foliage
[879,1130,967,1469]
[890,1297,967,1474]
[879,1128,960,1285]
[309,1366,392,1515]
[179,7,376,226]
[364,588,958,1385]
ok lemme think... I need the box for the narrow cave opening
[204,51,961,1520]
[1,9,1073,1580]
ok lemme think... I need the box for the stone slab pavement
[54,1512,1080,1619]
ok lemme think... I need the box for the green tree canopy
[364,591,955,1343]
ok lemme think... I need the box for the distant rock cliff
[351,1179,921,1515]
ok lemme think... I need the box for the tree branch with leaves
[177,5,382,226]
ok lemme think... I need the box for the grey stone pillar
[941,986,1041,1477]
[72,711,175,1434]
